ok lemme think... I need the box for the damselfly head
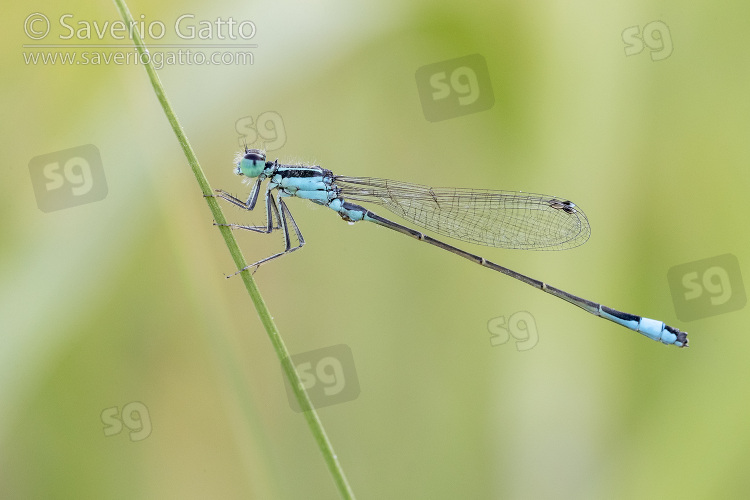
[234,148,267,178]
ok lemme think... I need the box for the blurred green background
[3,0,750,498]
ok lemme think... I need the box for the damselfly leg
[214,188,305,276]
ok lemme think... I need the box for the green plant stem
[112,1,355,498]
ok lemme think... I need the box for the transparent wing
[334,176,591,250]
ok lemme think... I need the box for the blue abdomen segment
[599,306,685,346]
[328,199,367,221]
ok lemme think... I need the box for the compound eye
[236,149,267,177]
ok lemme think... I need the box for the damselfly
[214,149,688,348]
